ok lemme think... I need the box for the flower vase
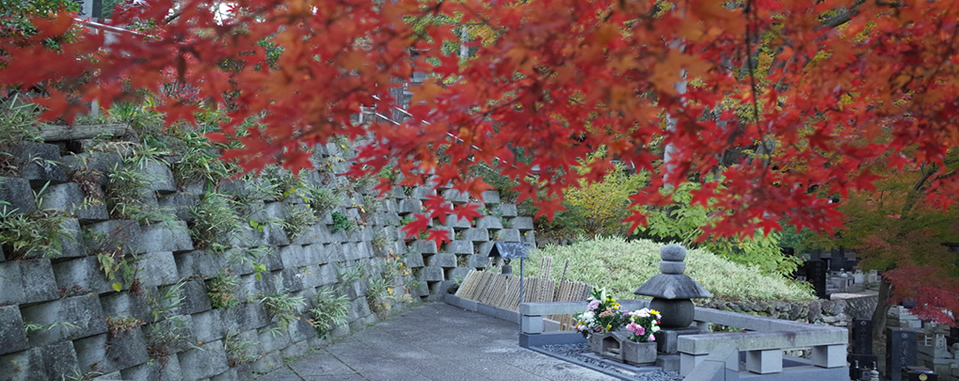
[622,341,657,365]
[588,333,610,354]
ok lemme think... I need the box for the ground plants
[527,237,815,303]
[308,288,350,339]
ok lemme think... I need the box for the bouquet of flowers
[624,308,662,342]
[574,288,627,338]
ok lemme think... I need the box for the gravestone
[853,319,874,354]
[804,260,828,299]
[887,328,919,381]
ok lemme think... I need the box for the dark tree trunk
[872,277,894,340]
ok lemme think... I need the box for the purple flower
[648,334,656,342]
[587,300,600,310]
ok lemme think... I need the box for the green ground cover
[526,236,815,303]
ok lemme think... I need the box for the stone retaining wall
[701,297,863,328]
[0,140,532,381]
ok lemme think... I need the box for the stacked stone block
[0,140,531,380]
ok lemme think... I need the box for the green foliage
[635,181,797,276]
[0,205,71,259]
[0,0,80,49]
[308,288,350,338]
[95,244,137,293]
[258,286,307,331]
[170,131,237,190]
[366,276,391,314]
[207,270,240,309]
[303,184,342,216]
[23,320,79,336]
[538,163,645,240]
[260,165,300,200]
[224,329,260,367]
[330,211,356,234]
[190,192,241,251]
[337,263,364,284]
[145,280,195,362]
[106,99,164,138]
[104,163,152,221]
[0,95,41,145]
[282,204,317,240]
[526,237,815,303]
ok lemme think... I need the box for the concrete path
[257,302,616,381]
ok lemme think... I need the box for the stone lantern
[634,244,711,329]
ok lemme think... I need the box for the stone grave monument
[633,244,711,354]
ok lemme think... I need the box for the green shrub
[526,236,815,303]
[634,181,797,276]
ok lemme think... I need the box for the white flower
[652,325,661,333]
[582,311,595,321]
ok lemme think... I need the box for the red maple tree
[4,0,959,322]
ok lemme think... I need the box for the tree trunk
[871,276,894,340]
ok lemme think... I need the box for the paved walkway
[258,302,616,381]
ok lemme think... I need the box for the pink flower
[648,334,656,341]
[626,323,645,336]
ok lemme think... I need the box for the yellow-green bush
[525,236,815,303]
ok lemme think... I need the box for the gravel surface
[540,343,684,381]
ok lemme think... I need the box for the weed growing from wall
[303,184,342,217]
[224,329,260,367]
[282,204,317,240]
[0,184,74,259]
[258,282,306,332]
[190,192,241,251]
[207,270,240,309]
[145,280,195,366]
[330,211,356,234]
[106,315,145,336]
[170,131,238,190]
[104,163,151,221]
[308,288,350,339]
